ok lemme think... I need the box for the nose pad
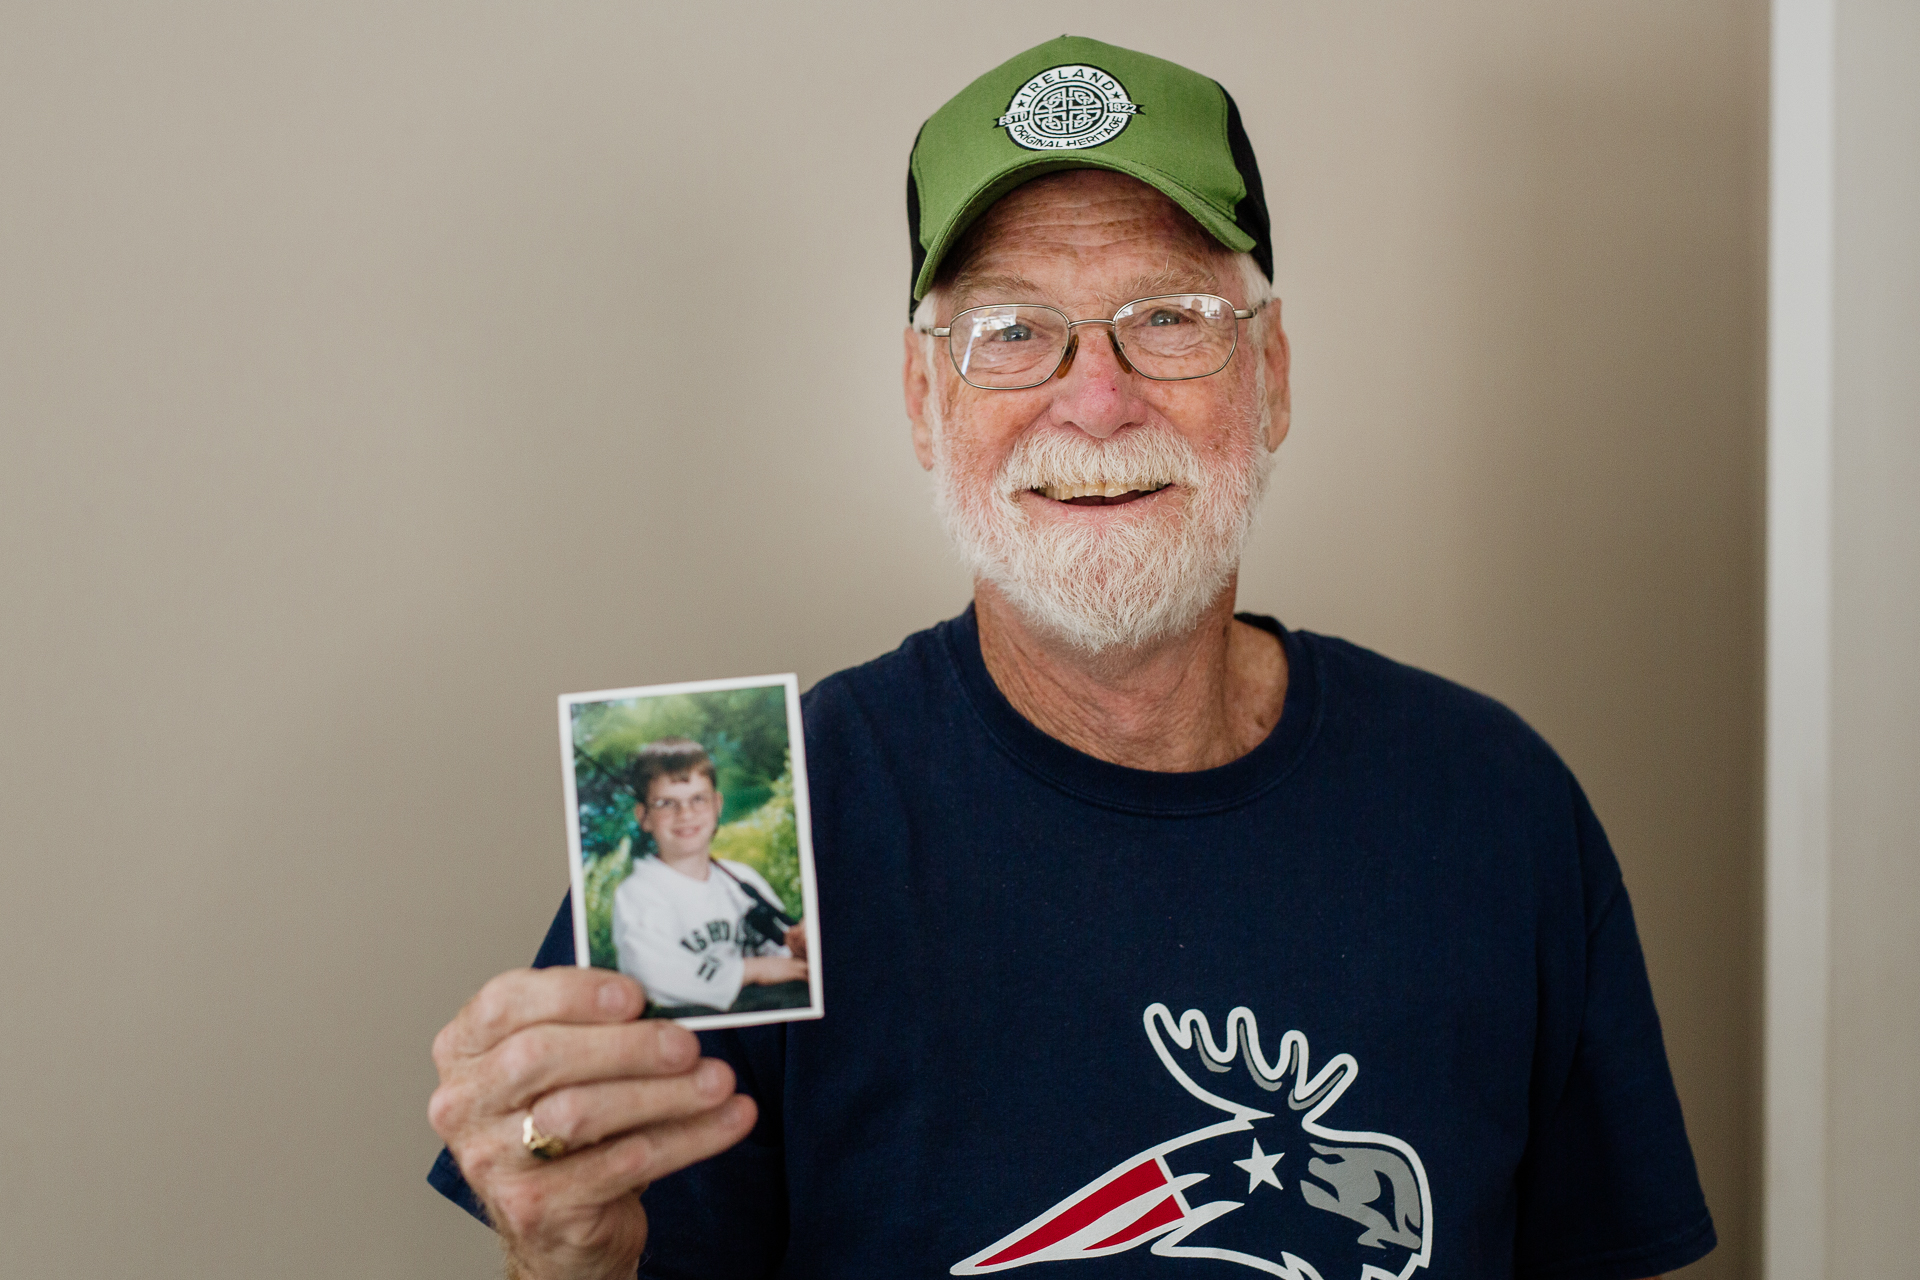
[1052,331,1080,381]
[1048,325,1137,382]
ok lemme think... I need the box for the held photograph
[558,674,821,1030]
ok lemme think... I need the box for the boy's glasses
[647,794,715,816]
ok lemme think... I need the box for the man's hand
[742,955,808,985]
[782,922,808,959]
[428,968,756,1280]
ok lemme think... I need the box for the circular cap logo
[996,64,1140,151]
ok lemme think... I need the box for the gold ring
[522,1112,567,1161]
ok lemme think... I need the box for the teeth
[1036,481,1171,500]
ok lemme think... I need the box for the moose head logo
[951,1004,1433,1280]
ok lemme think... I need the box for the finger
[549,1094,758,1204]
[436,968,645,1062]
[484,1019,702,1107]
[530,1057,738,1150]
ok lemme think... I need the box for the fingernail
[697,1060,726,1094]
[598,981,633,1015]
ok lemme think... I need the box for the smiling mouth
[1033,482,1174,507]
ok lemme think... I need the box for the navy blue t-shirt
[431,610,1714,1280]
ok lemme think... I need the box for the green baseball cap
[906,35,1272,317]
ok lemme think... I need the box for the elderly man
[427,37,1713,1280]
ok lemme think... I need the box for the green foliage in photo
[573,686,790,840]
[708,760,803,918]
[585,836,635,970]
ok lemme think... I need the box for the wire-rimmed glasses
[923,294,1262,391]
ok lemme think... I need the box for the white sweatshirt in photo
[610,855,790,1011]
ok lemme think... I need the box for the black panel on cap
[1219,86,1273,283]
[906,125,928,321]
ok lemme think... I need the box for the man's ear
[903,327,936,471]
[633,802,650,833]
[1260,300,1291,452]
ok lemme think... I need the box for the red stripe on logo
[978,1159,1169,1266]
[1085,1192,1186,1250]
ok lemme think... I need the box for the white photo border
[557,672,823,1031]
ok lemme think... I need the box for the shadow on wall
[1450,79,1760,1280]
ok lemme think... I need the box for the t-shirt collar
[938,603,1323,816]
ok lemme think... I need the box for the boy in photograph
[609,737,808,1015]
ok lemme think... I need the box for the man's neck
[973,577,1288,773]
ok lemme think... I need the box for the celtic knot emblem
[997,64,1140,152]
[1031,83,1106,138]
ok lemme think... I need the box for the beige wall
[1828,0,1920,1272]
[0,5,1764,1277]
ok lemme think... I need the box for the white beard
[929,388,1273,655]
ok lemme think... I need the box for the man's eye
[990,323,1034,342]
[1146,309,1188,326]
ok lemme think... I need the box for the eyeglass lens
[948,294,1240,390]
[648,793,714,814]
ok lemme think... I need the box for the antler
[1144,1005,1359,1120]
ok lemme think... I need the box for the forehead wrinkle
[947,260,1228,315]
[943,173,1224,292]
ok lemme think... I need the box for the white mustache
[997,427,1201,502]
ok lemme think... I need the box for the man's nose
[1049,324,1144,441]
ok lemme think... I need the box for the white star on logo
[1232,1138,1285,1194]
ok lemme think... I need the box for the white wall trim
[1765,0,1834,1275]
